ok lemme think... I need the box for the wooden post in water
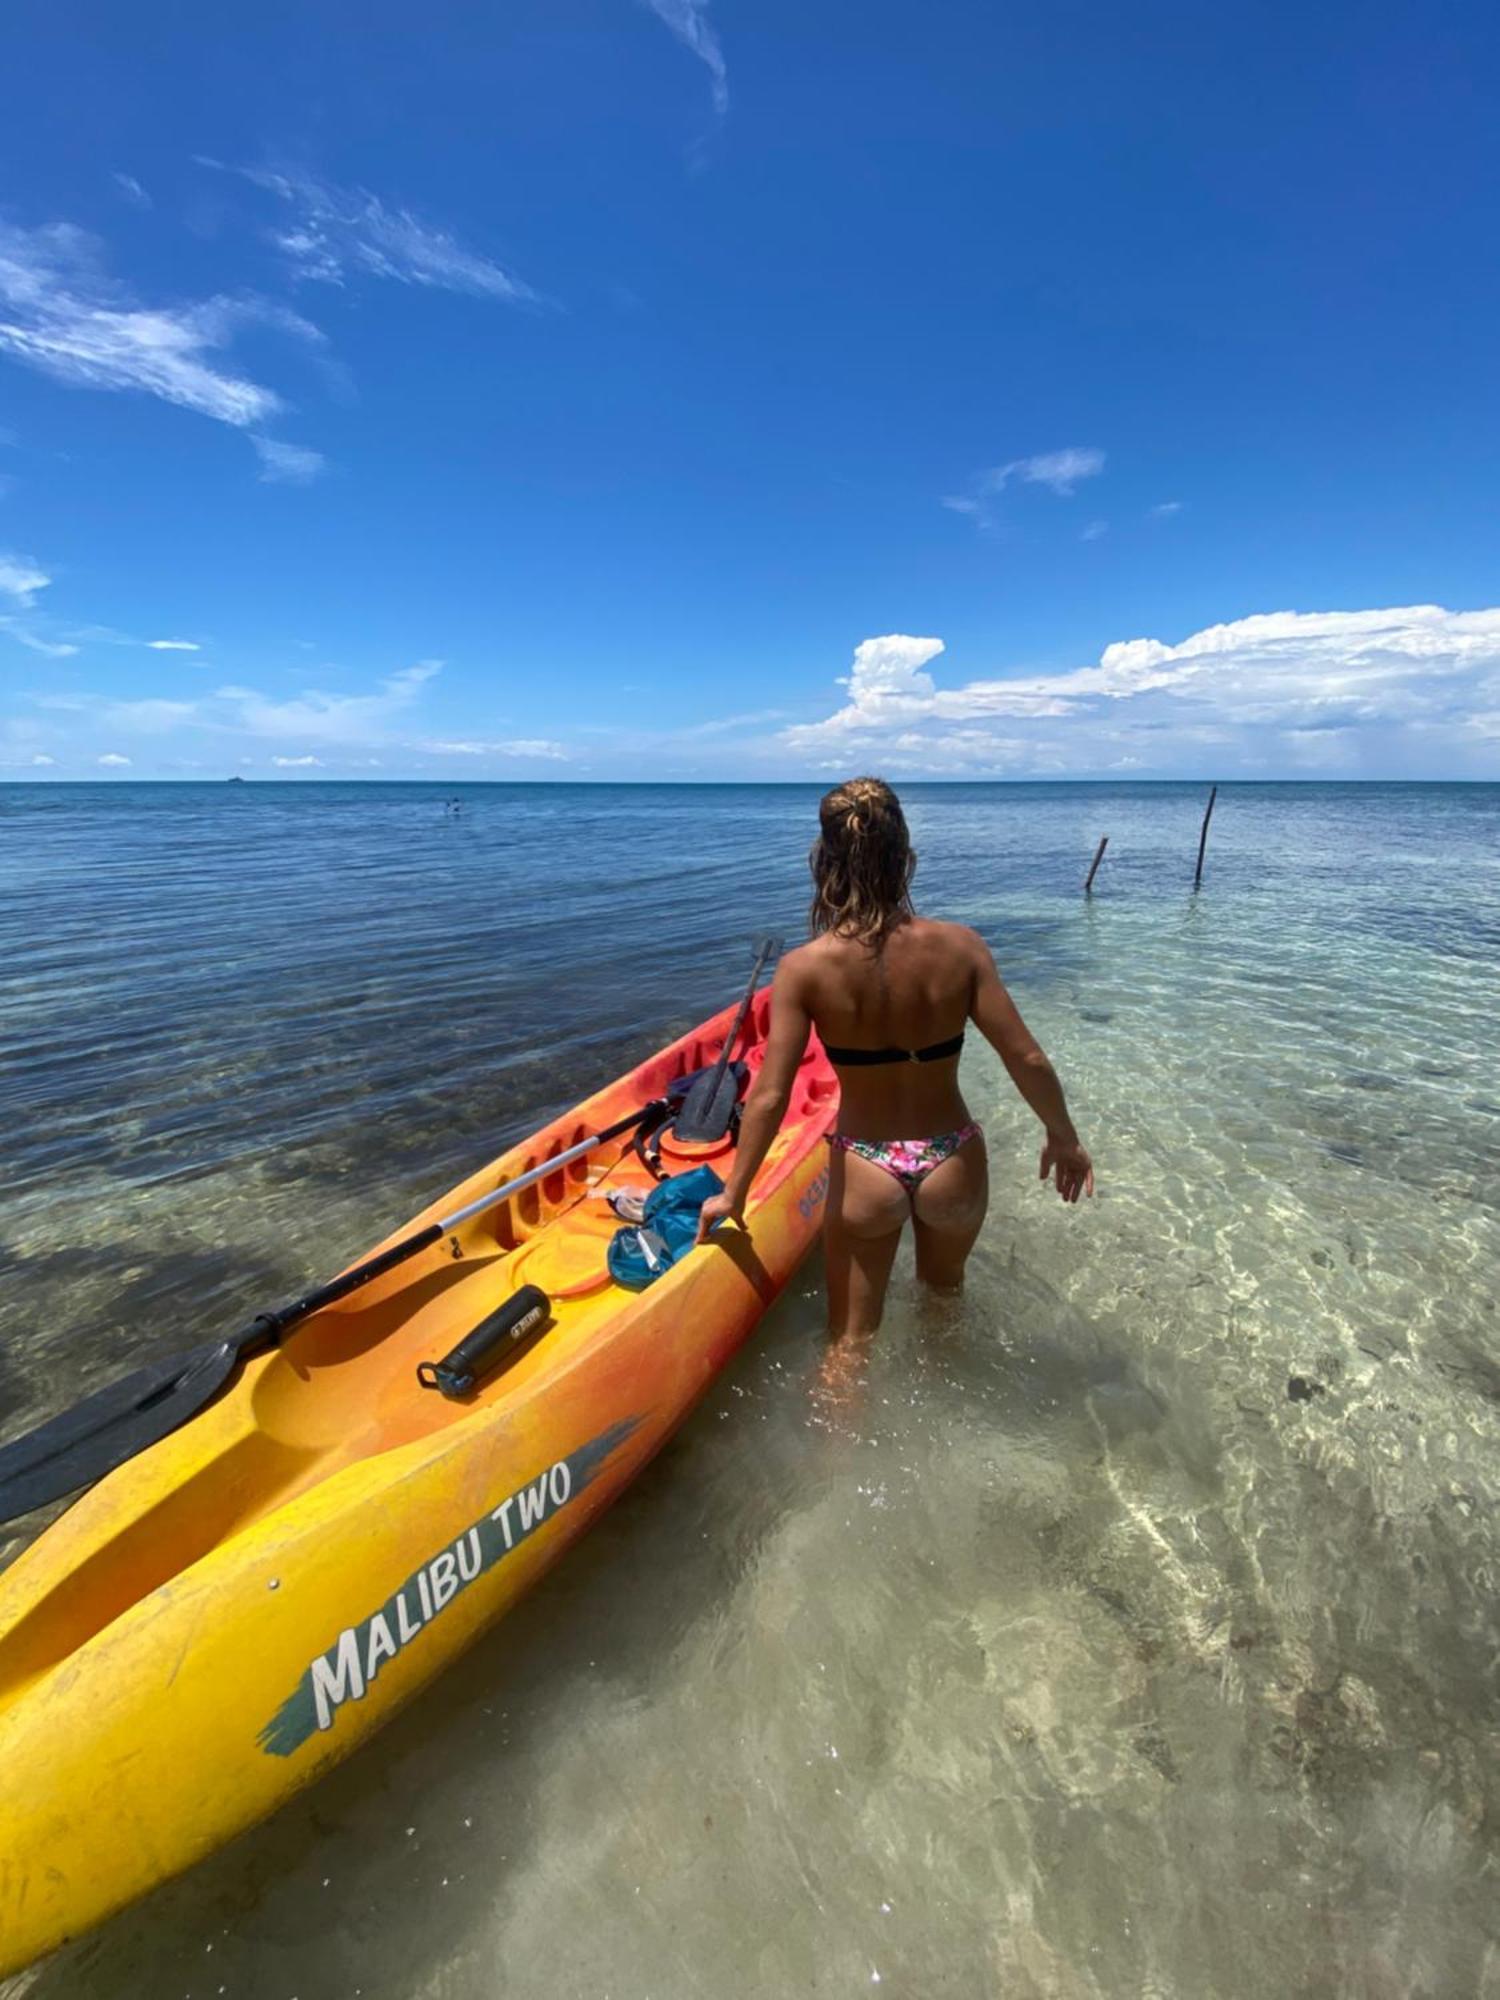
[1193,784,1218,889]
[1084,835,1109,893]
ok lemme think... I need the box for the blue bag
[606,1165,726,1290]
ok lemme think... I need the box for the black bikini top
[821,1031,965,1068]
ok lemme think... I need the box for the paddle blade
[670,1064,744,1143]
[0,1339,238,1525]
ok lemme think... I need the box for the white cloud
[0,555,80,658]
[0,620,78,657]
[641,0,729,114]
[97,752,131,766]
[997,448,1106,497]
[423,737,569,760]
[227,166,538,301]
[0,551,49,604]
[0,221,323,470]
[943,447,1105,530]
[272,754,324,767]
[220,659,444,747]
[1151,500,1183,518]
[31,752,55,766]
[252,436,327,484]
[1081,520,1109,542]
[147,638,201,651]
[112,173,151,209]
[781,607,1500,776]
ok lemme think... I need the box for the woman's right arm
[966,931,1095,1203]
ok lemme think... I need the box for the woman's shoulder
[908,915,986,959]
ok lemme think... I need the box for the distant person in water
[696,776,1094,1336]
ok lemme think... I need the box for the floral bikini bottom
[828,1121,983,1193]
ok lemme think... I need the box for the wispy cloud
[943,446,1105,531]
[995,448,1106,496]
[0,551,79,655]
[1151,500,1183,518]
[0,551,49,604]
[1081,520,1109,542]
[223,165,539,301]
[217,659,444,747]
[272,754,323,767]
[111,172,152,209]
[97,752,131,767]
[13,659,454,768]
[0,220,324,473]
[252,436,327,484]
[146,637,201,651]
[779,608,1500,776]
[640,0,728,114]
[421,737,569,760]
[0,619,78,657]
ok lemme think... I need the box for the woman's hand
[1039,1132,1094,1204]
[695,1191,745,1244]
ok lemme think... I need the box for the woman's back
[797,918,977,1143]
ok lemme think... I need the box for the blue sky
[2,0,1498,779]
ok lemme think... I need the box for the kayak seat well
[0,1430,319,1709]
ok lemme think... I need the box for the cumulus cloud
[640,0,729,114]
[97,752,131,766]
[943,447,1105,530]
[781,607,1500,776]
[224,166,538,301]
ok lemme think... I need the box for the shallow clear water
[2,780,1498,1999]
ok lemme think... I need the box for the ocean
[2,779,1497,1998]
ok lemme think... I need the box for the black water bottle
[417,1284,550,1399]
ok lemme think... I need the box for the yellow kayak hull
[0,991,835,1974]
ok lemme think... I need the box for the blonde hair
[808,776,914,944]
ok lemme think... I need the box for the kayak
[0,988,837,1975]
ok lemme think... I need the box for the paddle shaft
[239,1099,662,1351]
[690,941,776,1110]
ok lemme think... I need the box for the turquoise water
[2,780,1498,1998]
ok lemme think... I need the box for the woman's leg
[823,1146,909,1336]
[911,1132,989,1292]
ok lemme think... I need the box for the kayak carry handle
[417,1284,551,1400]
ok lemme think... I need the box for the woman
[696,777,1094,1336]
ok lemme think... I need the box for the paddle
[0,1099,668,1526]
[670,934,783,1143]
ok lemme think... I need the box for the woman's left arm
[695,955,812,1240]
